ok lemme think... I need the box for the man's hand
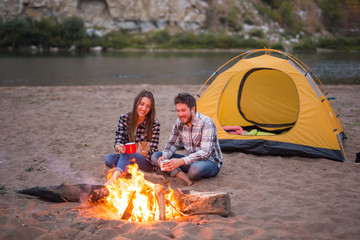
[163,158,185,171]
[157,154,168,166]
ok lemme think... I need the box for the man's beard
[182,111,193,125]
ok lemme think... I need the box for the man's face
[176,103,195,126]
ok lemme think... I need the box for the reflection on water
[0,50,359,86]
[295,52,360,84]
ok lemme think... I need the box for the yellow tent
[196,49,347,161]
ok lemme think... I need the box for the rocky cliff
[1,0,209,32]
[0,0,328,39]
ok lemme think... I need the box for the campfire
[17,162,231,221]
[88,163,182,222]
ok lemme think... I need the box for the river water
[0,50,359,86]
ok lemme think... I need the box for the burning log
[121,191,136,220]
[155,184,166,221]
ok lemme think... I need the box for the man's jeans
[104,153,153,173]
[151,151,220,181]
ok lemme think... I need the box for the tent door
[218,68,300,134]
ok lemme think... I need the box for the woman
[104,90,160,183]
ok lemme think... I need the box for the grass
[25,166,33,172]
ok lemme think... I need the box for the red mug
[125,142,136,154]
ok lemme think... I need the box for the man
[151,93,222,186]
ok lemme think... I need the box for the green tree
[0,18,27,48]
[26,18,57,47]
[60,16,85,46]
[279,1,295,29]
[317,0,343,31]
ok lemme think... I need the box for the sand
[0,84,360,240]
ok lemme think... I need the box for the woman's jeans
[104,152,153,173]
[151,151,220,181]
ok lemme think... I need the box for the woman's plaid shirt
[114,112,160,160]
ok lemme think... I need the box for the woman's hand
[115,144,125,154]
[137,141,150,157]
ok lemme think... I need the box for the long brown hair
[128,90,156,142]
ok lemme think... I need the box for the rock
[0,0,344,48]
[0,0,210,33]
[49,47,59,52]
[89,46,103,52]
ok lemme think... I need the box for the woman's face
[137,97,151,119]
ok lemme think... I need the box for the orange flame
[88,163,180,222]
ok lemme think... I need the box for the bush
[102,31,130,49]
[0,17,88,49]
[169,32,197,48]
[249,28,264,38]
[243,11,254,25]
[228,4,241,31]
[317,36,360,50]
[130,35,147,48]
[236,38,265,49]
[255,3,279,22]
[214,34,236,49]
[152,30,171,45]
[279,2,294,29]
[292,38,317,51]
[270,42,284,50]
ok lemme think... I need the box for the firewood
[155,184,166,220]
[17,183,106,203]
[121,191,136,220]
[174,189,231,217]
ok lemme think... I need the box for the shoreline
[0,84,359,239]
[2,46,360,54]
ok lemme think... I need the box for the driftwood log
[17,183,231,217]
[17,183,107,203]
[174,189,231,217]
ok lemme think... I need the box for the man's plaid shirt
[163,112,222,169]
[114,112,160,161]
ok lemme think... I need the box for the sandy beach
[0,84,359,239]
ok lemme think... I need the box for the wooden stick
[155,185,166,221]
[165,199,188,217]
[159,179,170,185]
[121,191,136,220]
